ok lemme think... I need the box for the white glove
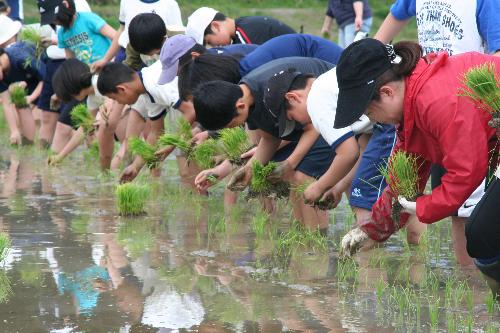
[398,196,417,215]
[340,227,370,258]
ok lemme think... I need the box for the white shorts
[130,94,167,120]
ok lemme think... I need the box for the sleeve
[326,0,334,18]
[414,97,491,223]
[164,0,184,27]
[390,0,417,20]
[476,0,500,53]
[86,13,107,33]
[118,0,126,25]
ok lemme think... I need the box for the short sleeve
[118,0,126,25]
[163,0,183,26]
[476,0,500,53]
[390,0,417,20]
[85,12,106,34]
[326,0,335,18]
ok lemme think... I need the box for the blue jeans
[338,17,373,48]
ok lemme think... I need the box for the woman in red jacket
[332,38,499,258]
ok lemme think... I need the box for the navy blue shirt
[6,0,22,21]
[208,44,259,56]
[0,42,45,93]
[239,34,343,76]
[326,0,372,28]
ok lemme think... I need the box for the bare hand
[91,59,108,73]
[9,131,22,145]
[267,160,293,183]
[340,227,370,258]
[50,94,61,111]
[154,146,175,161]
[354,17,363,31]
[240,146,257,160]
[195,169,219,192]
[303,181,325,204]
[191,131,209,145]
[227,166,251,191]
[47,155,62,166]
[120,165,139,183]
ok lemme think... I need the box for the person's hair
[372,41,423,101]
[178,44,207,69]
[128,13,167,54]
[0,1,8,13]
[52,59,92,101]
[97,62,136,95]
[284,72,315,110]
[193,81,243,130]
[56,0,76,29]
[0,48,5,57]
[204,12,227,36]
[178,53,241,101]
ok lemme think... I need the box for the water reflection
[0,148,497,332]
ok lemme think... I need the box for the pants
[338,17,372,48]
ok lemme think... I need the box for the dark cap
[334,38,395,129]
[38,0,63,26]
[264,68,301,138]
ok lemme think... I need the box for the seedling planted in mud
[375,278,387,302]
[70,104,94,135]
[9,85,29,108]
[249,161,290,198]
[460,62,500,127]
[219,127,253,165]
[115,182,150,216]
[191,138,219,169]
[128,137,159,168]
[276,221,327,256]
[428,296,440,329]
[251,210,269,238]
[0,233,11,263]
[379,151,420,224]
[485,291,498,314]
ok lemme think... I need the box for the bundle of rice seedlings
[293,181,335,210]
[19,27,44,60]
[249,161,289,198]
[176,117,193,141]
[219,127,253,165]
[70,104,94,135]
[0,233,10,263]
[157,133,191,155]
[115,182,150,216]
[378,151,420,224]
[460,62,500,128]
[128,137,159,168]
[9,85,29,108]
[191,138,219,169]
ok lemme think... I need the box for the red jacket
[361,52,499,242]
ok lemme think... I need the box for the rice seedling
[427,296,440,329]
[218,127,253,165]
[19,26,44,60]
[276,221,327,256]
[375,277,386,302]
[0,233,10,263]
[157,133,191,154]
[251,210,268,238]
[446,312,457,333]
[70,104,94,135]
[485,291,498,314]
[378,150,420,225]
[9,84,29,108]
[460,62,500,127]
[190,138,219,169]
[128,137,159,168]
[83,141,100,162]
[461,313,474,333]
[249,160,290,198]
[0,271,12,304]
[336,257,358,285]
[176,116,192,141]
[115,182,150,216]
[465,288,474,312]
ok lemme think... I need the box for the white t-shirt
[131,60,179,119]
[118,0,183,48]
[307,67,373,150]
[87,75,104,110]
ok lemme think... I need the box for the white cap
[185,7,218,45]
[0,15,22,46]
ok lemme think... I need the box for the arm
[177,100,196,124]
[374,12,411,43]
[250,130,282,165]
[27,81,43,104]
[49,127,86,164]
[353,1,364,31]
[100,24,117,42]
[286,124,320,170]
[98,101,124,170]
[1,90,21,142]
[93,25,124,71]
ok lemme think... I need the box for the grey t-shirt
[240,57,334,140]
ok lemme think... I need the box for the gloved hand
[340,227,370,258]
[398,196,417,215]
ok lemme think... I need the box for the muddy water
[0,147,498,333]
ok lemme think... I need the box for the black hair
[193,81,243,130]
[178,53,241,101]
[52,58,92,102]
[178,64,193,102]
[0,48,5,57]
[204,12,227,36]
[56,0,76,29]
[0,1,8,13]
[284,72,315,110]
[128,13,167,54]
[97,62,136,95]
[372,41,422,101]
[178,44,207,69]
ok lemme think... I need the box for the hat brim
[278,106,297,138]
[40,10,57,26]
[158,61,178,85]
[0,20,22,45]
[334,81,376,129]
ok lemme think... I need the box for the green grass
[190,138,219,169]
[128,137,159,168]
[460,62,500,114]
[0,233,10,263]
[379,151,420,201]
[70,104,95,135]
[9,85,29,108]
[115,182,150,216]
[218,127,253,165]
